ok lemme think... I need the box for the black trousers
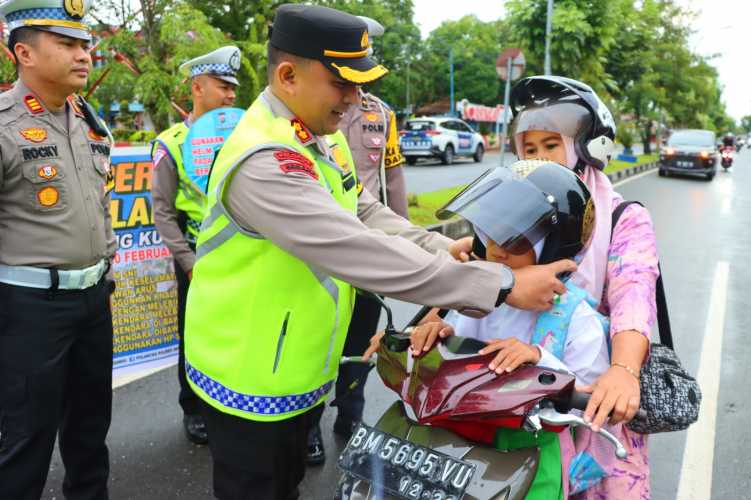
[175,247,201,416]
[202,400,313,500]
[0,279,113,500]
[312,294,381,429]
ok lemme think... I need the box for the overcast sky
[412,0,750,121]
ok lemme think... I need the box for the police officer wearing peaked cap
[184,4,575,499]
[151,45,240,446]
[0,0,117,499]
[305,14,411,466]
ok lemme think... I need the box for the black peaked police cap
[270,4,389,85]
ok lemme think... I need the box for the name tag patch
[22,145,59,161]
[90,143,111,156]
[362,123,385,133]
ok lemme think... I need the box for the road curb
[426,161,658,238]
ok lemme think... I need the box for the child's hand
[362,330,385,361]
[479,338,542,374]
[410,321,454,356]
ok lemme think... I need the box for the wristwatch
[495,265,515,306]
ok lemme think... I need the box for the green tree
[604,0,733,149]
[89,1,264,131]
[314,0,422,112]
[504,0,630,94]
[415,16,510,110]
[741,116,751,133]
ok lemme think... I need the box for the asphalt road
[41,150,751,499]
[402,151,515,193]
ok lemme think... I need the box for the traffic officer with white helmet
[0,0,116,498]
[184,4,575,498]
[305,15,410,465]
[152,45,240,444]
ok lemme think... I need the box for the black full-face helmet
[509,76,616,172]
[437,160,595,265]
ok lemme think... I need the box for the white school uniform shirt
[444,301,609,386]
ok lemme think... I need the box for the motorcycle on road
[721,147,734,170]
[335,304,628,500]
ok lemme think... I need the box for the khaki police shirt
[222,88,508,316]
[0,80,116,269]
[151,134,197,274]
[340,92,408,218]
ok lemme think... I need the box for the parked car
[659,129,718,181]
[399,117,485,165]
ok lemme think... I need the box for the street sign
[496,48,526,82]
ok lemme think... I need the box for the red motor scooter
[335,303,629,500]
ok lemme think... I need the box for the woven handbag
[611,202,701,434]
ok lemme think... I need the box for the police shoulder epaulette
[365,92,391,112]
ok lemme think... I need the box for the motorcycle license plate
[338,423,476,500]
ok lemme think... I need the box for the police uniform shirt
[223,88,506,316]
[0,80,116,269]
[152,127,197,273]
[340,92,409,218]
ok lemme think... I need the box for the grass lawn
[408,154,659,227]
[604,153,658,174]
[407,185,467,227]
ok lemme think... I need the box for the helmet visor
[511,102,592,141]
[437,167,556,252]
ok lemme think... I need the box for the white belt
[0,259,108,290]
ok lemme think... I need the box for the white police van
[400,117,485,165]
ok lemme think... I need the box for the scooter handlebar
[567,390,647,421]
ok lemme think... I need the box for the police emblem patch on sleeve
[274,150,318,181]
[152,146,168,168]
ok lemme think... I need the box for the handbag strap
[611,201,674,349]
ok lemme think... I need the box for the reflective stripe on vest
[186,361,334,416]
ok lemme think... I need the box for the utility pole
[544,0,553,75]
[406,60,411,114]
[449,47,455,116]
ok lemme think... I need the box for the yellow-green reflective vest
[152,122,207,237]
[185,96,359,422]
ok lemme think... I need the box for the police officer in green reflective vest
[151,46,240,444]
[184,4,574,499]
[0,0,117,498]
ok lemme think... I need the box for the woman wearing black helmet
[508,76,655,499]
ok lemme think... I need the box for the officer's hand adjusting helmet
[509,76,616,172]
[437,160,595,265]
